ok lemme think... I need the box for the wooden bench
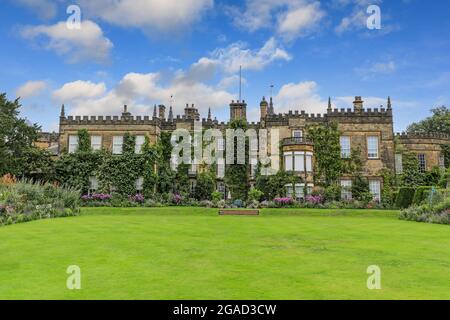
[219,209,260,216]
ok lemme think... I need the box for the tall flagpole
[239,65,242,101]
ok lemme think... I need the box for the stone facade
[56,96,450,198]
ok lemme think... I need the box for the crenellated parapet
[396,132,450,141]
[60,115,161,126]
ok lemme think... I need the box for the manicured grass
[0,207,449,300]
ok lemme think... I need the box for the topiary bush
[395,187,416,209]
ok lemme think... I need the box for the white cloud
[20,20,113,63]
[16,80,47,99]
[274,81,327,114]
[209,37,291,74]
[277,2,325,40]
[77,0,213,33]
[356,61,396,79]
[53,80,107,102]
[226,0,325,40]
[60,72,235,118]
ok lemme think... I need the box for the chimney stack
[353,96,364,112]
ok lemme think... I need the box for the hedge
[395,187,416,209]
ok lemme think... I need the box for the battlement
[61,115,161,126]
[396,132,450,141]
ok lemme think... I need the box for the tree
[406,106,449,135]
[0,93,53,179]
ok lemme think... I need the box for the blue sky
[1,0,449,132]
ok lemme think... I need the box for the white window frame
[68,135,79,154]
[341,180,352,200]
[367,136,379,159]
[91,135,102,151]
[340,136,351,158]
[135,135,145,154]
[284,152,293,171]
[112,136,124,155]
[294,152,304,172]
[306,152,313,172]
[369,180,381,202]
[285,184,294,198]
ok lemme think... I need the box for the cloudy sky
[1,0,449,132]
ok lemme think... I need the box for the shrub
[400,197,450,225]
[0,181,80,227]
[194,173,215,200]
[395,187,416,208]
[273,197,294,207]
[412,187,432,206]
[305,195,323,205]
[248,188,264,202]
[129,194,145,204]
[211,191,222,203]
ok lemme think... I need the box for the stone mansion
[54,96,449,200]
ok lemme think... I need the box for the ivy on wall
[224,119,250,200]
[306,122,342,186]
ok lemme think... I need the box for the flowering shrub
[399,197,450,225]
[173,193,182,205]
[0,180,80,227]
[305,195,323,205]
[81,193,112,202]
[273,197,294,207]
[129,194,145,204]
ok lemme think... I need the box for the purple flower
[305,195,323,205]
[81,194,112,201]
[173,194,182,205]
[274,197,294,206]
[129,194,145,203]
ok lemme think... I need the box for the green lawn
[0,207,449,300]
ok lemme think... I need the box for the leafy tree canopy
[406,106,449,135]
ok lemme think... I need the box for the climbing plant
[225,119,250,200]
[306,122,342,186]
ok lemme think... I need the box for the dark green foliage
[412,186,433,206]
[0,93,48,179]
[77,129,90,152]
[225,119,250,200]
[400,152,424,187]
[441,144,450,168]
[342,147,364,176]
[55,150,106,194]
[256,170,301,200]
[439,168,450,188]
[406,106,449,136]
[306,122,342,185]
[99,133,144,196]
[156,132,177,194]
[194,172,215,201]
[395,187,416,209]
[380,169,396,207]
[351,175,370,201]
[423,166,443,186]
